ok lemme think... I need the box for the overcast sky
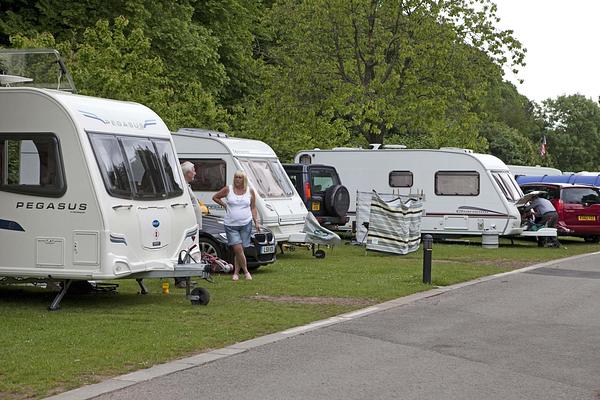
[495,0,599,102]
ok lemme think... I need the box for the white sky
[495,0,600,102]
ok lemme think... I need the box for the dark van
[283,164,350,228]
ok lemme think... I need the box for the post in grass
[422,234,433,284]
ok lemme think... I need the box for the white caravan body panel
[509,165,563,178]
[0,88,198,279]
[294,148,524,236]
[173,131,308,241]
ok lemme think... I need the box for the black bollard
[422,234,433,284]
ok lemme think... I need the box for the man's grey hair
[181,161,195,174]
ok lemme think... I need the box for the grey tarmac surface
[85,253,600,399]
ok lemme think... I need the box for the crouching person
[525,193,560,247]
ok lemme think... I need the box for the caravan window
[181,159,226,191]
[154,141,184,196]
[492,173,512,201]
[238,159,294,198]
[88,134,133,198]
[88,133,183,200]
[0,134,66,197]
[501,172,524,199]
[492,171,522,201]
[389,171,413,187]
[121,137,167,197]
[435,171,479,196]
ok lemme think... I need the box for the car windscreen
[238,158,295,198]
[88,132,183,200]
[309,168,339,193]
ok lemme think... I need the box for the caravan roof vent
[381,144,407,150]
[176,128,228,138]
[369,144,407,150]
[439,147,473,153]
[0,74,33,86]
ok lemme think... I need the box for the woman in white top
[212,170,260,281]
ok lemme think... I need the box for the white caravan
[0,50,208,309]
[172,129,308,242]
[508,165,562,178]
[295,147,527,237]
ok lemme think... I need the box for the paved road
[98,254,600,400]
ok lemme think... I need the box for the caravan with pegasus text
[0,50,208,309]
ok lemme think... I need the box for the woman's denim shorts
[224,221,252,247]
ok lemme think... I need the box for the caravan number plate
[261,245,275,254]
[578,215,596,221]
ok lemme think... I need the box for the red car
[520,183,600,242]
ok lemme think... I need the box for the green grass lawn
[0,237,597,399]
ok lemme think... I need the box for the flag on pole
[540,135,547,157]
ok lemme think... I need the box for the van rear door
[308,166,341,216]
[561,187,600,231]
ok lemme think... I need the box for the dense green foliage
[538,95,600,172]
[1,0,599,168]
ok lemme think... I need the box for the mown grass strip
[0,237,597,399]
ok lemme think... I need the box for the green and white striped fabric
[366,192,424,255]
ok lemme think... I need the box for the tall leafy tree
[475,79,546,165]
[539,94,600,171]
[479,121,539,165]
[2,0,237,130]
[10,17,228,131]
[0,0,267,107]
[193,0,266,106]
[239,0,525,159]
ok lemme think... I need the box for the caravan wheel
[314,249,326,258]
[190,287,210,305]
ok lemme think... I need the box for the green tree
[1,1,275,130]
[193,0,267,106]
[539,94,600,171]
[478,121,539,165]
[474,79,547,165]
[10,17,228,131]
[239,0,525,158]
[0,0,267,105]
